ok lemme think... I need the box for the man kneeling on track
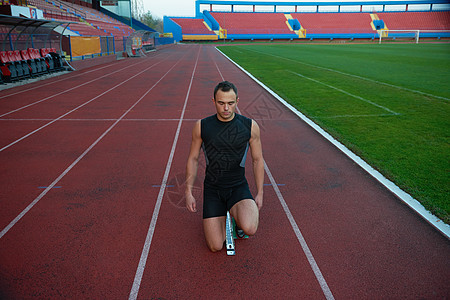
[185,81,264,252]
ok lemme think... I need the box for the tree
[140,12,163,33]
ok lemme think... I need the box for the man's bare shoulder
[251,119,261,134]
[192,119,202,139]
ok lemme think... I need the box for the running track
[0,44,448,299]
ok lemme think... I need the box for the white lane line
[128,45,202,300]
[216,47,450,239]
[245,47,450,102]
[214,50,335,300]
[0,57,155,118]
[0,58,169,152]
[0,52,183,240]
[0,55,154,100]
[264,163,335,300]
[288,70,399,115]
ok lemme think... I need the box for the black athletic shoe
[236,226,246,239]
[232,218,247,239]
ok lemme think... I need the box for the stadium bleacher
[166,1,450,42]
[291,12,374,35]
[376,11,450,30]
[171,18,214,35]
[67,22,107,36]
[28,0,79,22]
[211,12,293,35]
[24,0,133,37]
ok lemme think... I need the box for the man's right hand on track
[186,193,197,213]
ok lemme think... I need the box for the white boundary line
[213,51,335,299]
[216,47,450,239]
[128,46,202,300]
[0,57,169,152]
[0,51,182,240]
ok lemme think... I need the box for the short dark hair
[213,81,238,100]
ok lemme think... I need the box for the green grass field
[218,43,450,223]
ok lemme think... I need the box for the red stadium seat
[7,50,26,79]
[27,48,47,74]
[20,49,39,76]
[13,50,31,78]
[0,51,13,82]
[39,48,56,72]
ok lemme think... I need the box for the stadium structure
[164,0,450,42]
[0,0,449,82]
[0,0,171,81]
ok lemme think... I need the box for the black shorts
[203,181,254,219]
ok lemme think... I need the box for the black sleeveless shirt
[201,113,252,189]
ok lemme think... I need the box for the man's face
[213,89,239,122]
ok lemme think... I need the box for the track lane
[0,53,175,151]
[0,45,202,298]
[0,55,141,100]
[0,55,153,105]
[0,55,167,120]
[0,55,183,227]
[0,122,172,298]
[0,47,190,235]
[135,45,328,299]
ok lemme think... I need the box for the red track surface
[0,45,448,299]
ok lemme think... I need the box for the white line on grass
[246,47,450,102]
[216,47,450,239]
[214,51,335,300]
[0,57,169,152]
[128,46,202,300]
[0,52,183,240]
[287,70,399,116]
[315,113,396,119]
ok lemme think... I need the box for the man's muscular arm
[249,120,264,210]
[185,120,202,213]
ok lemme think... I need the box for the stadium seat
[20,49,39,77]
[7,51,26,79]
[13,50,31,78]
[0,63,12,83]
[0,51,15,81]
[47,48,64,71]
[27,48,47,74]
[40,48,55,72]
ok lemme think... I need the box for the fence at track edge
[214,47,450,240]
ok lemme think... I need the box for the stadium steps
[370,14,389,37]
[284,14,306,38]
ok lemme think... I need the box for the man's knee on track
[206,240,224,253]
[241,222,258,236]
